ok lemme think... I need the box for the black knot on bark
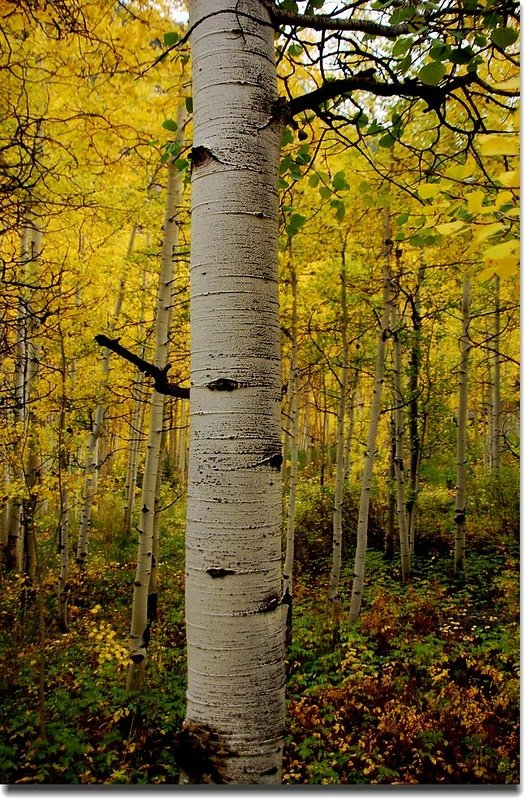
[206,378,239,391]
[207,568,235,579]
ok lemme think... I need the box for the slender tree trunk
[21,219,43,583]
[490,274,501,473]
[283,256,299,646]
[123,370,146,535]
[391,297,410,582]
[57,323,70,632]
[407,271,422,556]
[127,122,185,689]
[349,211,392,622]
[454,273,471,573]
[6,223,32,571]
[343,370,358,483]
[76,226,136,568]
[329,253,349,622]
[385,413,396,560]
[183,1,285,783]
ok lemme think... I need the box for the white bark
[283,257,299,624]
[454,273,471,573]
[391,298,410,582]
[123,369,146,535]
[128,129,186,686]
[184,0,285,783]
[349,211,392,622]
[76,225,136,568]
[329,258,349,618]
[490,274,501,472]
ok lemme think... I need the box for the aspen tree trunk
[183,1,285,783]
[123,261,149,534]
[6,223,32,571]
[391,297,410,582]
[349,212,392,622]
[283,256,299,641]
[127,127,185,689]
[57,325,70,632]
[454,273,471,573]
[123,370,146,535]
[385,413,396,560]
[490,275,501,473]
[148,426,168,627]
[76,226,136,568]
[343,370,358,482]
[329,254,349,621]
[407,272,422,556]
[19,219,43,582]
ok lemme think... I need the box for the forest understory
[0,468,519,786]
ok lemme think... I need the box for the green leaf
[308,173,320,188]
[392,37,412,57]
[175,158,189,172]
[418,61,446,86]
[379,133,396,148]
[398,54,412,72]
[429,42,451,61]
[282,0,298,10]
[185,97,193,114]
[490,27,519,49]
[396,213,409,226]
[332,171,349,191]
[319,186,332,200]
[389,5,416,24]
[162,119,178,132]
[163,32,180,46]
[282,128,294,146]
[449,46,474,64]
[288,44,303,58]
[290,213,307,229]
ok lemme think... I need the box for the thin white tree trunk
[183,0,285,783]
[454,273,471,573]
[283,257,299,636]
[349,211,392,622]
[127,127,185,688]
[329,255,349,620]
[20,219,43,582]
[407,272,422,556]
[391,297,410,582]
[490,274,501,472]
[76,225,136,568]
[123,370,146,535]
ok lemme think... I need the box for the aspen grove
[0,0,519,787]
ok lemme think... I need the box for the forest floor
[0,482,519,785]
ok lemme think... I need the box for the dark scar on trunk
[206,378,239,391]
[207,568,235,578]
[190,146,216,167]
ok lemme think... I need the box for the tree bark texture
[283,256,299,638]
[329,257,349,620]
[454,273,471,573]
[183,0,285,784]
[490,274,501,472]
[391,296,410,582]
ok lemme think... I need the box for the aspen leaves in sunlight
[409,128,519,284]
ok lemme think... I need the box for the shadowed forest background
[0,0,519,786]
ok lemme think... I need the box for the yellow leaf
[478,134,519,157]
[471,222,504,244]
[497,170,519,189]
[484,239,519,260]
[493,77,520,92]
[466,190,485,215]
[444,163,475,180]
[435,221,466,236]
[418,182,441,200]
